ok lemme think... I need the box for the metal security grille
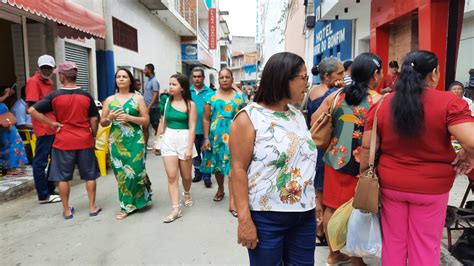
[65,43,90,92]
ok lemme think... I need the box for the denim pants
[193,134,211,181]
[248,210,316,266]
[32,135,56,200]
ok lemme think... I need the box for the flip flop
[316,234,328,246]
[63,207,75,220]
[213,191,225,202]
[89,207,102,217]
[229,209,238,218]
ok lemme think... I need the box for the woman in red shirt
[378,60,399,94]
[361,50,474,265]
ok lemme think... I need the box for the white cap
[37,55,56,68]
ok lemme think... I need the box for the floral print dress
[201,91,245,176]
[0,103,28,170]
[109,96,151,213]
[241,103,317,212]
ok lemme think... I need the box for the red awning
[2,0,106,38]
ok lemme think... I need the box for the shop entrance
[388,12,419,64]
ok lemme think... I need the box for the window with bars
[112,17,138,52]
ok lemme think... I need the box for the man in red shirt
[29,61,101,219]
[378,60,399,94]
[25,55,61,204]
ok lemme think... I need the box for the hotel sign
[209,8,217,50]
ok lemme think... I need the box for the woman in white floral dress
[230,52,317,265]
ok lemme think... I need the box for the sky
[219,0,256,37]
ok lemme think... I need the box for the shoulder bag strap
[328,88,343,114]
[368,95,386,167]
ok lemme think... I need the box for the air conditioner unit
[306,15,316,28]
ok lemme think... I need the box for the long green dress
[201,91,245,176]
[109,96,152,213]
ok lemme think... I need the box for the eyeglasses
[294,74,309,83]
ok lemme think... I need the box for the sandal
[229,209,238,218]
[63,207,75,220]
[183,191,193,207]
[116,210,128,220]
[316,234,328,246]
[163,204,182,223]
[213,191,225,202]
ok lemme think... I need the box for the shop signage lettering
[315,23,346,55]
[209,8,217,50]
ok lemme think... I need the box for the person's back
[35,88,97,150]
[372,89,470,194]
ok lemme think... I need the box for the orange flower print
[222,133,229,144]
[235,98,242,105]
[214,135,218,141]
[224,105,233,112]
[290,168,301,178]
[211,96,217,101]
[205,160,212,168]
[329,137,338,146]
[352,130,363,139]
[353,146,362,163]
[337,156,346,167]
[223,154,229,161]
[353,106,368,116]
[338,146,347,154]
[357,118,365,127]
[270,122,278,127]
[280,181,302,204]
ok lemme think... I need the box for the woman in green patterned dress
[201,68,245,216]
[101,69,152,220]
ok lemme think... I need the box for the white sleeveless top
[240,103,317,212]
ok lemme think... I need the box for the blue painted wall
[96,50,116,101]
[313,0,353,84]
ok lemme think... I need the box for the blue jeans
[193,134,211,182]
[248,210,316,266]
[32,135,56,200]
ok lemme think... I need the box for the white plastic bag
[342,209,382,259]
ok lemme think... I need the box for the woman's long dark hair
[343,52,382,106]
[391,50,438,136]
[115,68,135,93]
[170,73,192,115]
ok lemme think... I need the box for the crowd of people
[1,50,474,265]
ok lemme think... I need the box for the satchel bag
[352,96,385,213]
[153,98,169,150]
[310,89,343,150]
[0,112,17,128]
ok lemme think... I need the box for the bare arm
[187,102,197,152]
[202,103,212,150]
[99,97,112,127]
[90,116,99,137]
[28,107,62,131]
[148,91,159,109]
[230,111,258,249]
[449,122,474,166]
[359,130,380,173]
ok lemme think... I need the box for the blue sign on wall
[313,1,353,84]
[181,44,198,62]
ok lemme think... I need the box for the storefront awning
[1,0,106,38]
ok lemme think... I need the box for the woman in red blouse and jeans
[361,50,474,265]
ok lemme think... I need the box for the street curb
[0,178,35,202]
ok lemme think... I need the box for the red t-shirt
[33,88,99,150]
[365,89,474,195]
[376,74,398,94]
[25,71,57,136]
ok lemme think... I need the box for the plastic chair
[95,126,111,176]
[18,129,36,157]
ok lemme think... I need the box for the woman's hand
[108,109,122,121]
[202,139,211,151]
[184,148,193,160]
[452,149,473,176]
[116,113,130,124]
[237,215,258,249]
[334,80,345,88]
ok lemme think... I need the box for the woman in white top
[230,52,317,265]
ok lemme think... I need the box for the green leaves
[276,172,291,190]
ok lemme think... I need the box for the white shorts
[160,128,198,160]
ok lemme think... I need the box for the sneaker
[192,176,202,183]
[39,194,61,204]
